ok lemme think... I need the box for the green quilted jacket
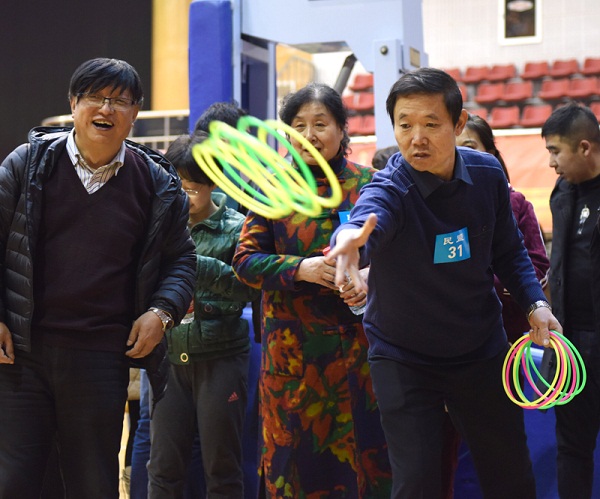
[166,192,259,364]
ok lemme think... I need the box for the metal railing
[41,109,190,152]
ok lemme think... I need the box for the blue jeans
[130,369,152,499]
[0,342,129,499]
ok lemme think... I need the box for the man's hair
[165,132,213,186]
[385,67,463,126]
[371,145,399,170]
[279,82,350,156]
[541,102,600,150]
[194,101,247,133]
[68,58,144,106]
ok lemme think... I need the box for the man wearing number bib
[327,68,562,499]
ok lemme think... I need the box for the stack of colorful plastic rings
[191,116,342,219]
[502,330,586,409]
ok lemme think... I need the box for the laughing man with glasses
[0,57,196,498]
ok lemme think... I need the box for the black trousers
[0,341,129,499]
[370,349,536,499]
[148,351,250,498]
[555,328,600,499]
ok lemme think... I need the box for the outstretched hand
[324,213,377,294]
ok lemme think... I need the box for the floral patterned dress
[232,156,392,498]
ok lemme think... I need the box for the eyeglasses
[183,188,200,196]
[78,93,136,112]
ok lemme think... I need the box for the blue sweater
[333,147,545,363]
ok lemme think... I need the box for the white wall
[423,0,600,71]
[312,0,600,81]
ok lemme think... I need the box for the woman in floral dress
[232,83,392,498]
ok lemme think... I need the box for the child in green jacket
[147,132,259,498]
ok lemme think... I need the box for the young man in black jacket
[543,103,600,498]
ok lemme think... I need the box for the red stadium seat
[359,115,376,136]
[347,115,376,136]
[487,64,516,82]
[443,68,462,82]
[521,61,550,80]
[462,65,490,84]
[566,77,598,99]
[347,116,364,136]
[488,106,520,129]
[503,81,533,103]
[582,57,600,76]
[467,107,488,120]
[549,59,579,78]
[519,104,553,128]
[538,78,570,100]
[459,84,468,103]
[353,92,375,111]
[343,92,374,112]
[342,94,355,109]
[474,82,505,104]
[349,73,374,91]
[590,102,600,121]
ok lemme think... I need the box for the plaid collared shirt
[66,130,125,194]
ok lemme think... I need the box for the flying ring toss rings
[193,124,299,218]
[502,330,586,409]
[191,116,343,219]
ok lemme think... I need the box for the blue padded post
[188,0,234,132]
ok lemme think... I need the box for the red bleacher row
[466,102,600,129]
[344,58,600,135]
[447,58,600,128]
[447,58,600,84]
[343,73,375,136]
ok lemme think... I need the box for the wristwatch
[526,300,552,321]
[148,307,174,332]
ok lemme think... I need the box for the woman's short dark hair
[278,82,350,156]
[166,132,213,186]
[464,114,510,181]
[386,67,462,126]
[68,58,144,106]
